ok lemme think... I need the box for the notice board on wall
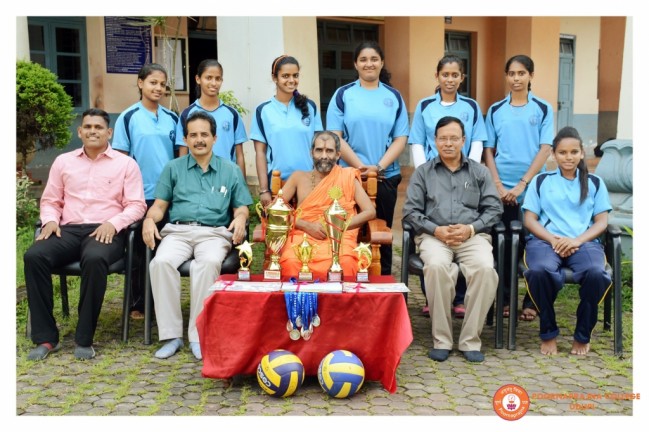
[105,17,152,74]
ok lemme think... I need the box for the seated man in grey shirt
[403,116,503,363]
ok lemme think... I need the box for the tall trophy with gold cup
[255,189,294,280]
[322,186,351,282]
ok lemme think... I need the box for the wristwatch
[376,163,385,176]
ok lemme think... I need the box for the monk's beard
[314,158,335,174]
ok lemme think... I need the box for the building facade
[17,16,632,184]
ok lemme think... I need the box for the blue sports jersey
[112,101,181,200]
[522,169,611,239]
[176,99,247,163]
[249,96,323,180]
[326,80,410,178]
[408,90,487,160]
[485,91,554,200]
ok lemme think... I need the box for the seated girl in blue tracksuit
[522,126,612,356]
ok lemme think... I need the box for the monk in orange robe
[278,131,375,280]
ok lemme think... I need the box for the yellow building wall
[283,17,321,107]
[384,17,411,108]
[599,17,626,112]
[445,16,507,113]
[502,17,560,111]
[560,17,600,115]
[86,17,190,114]
[531,17,560,111]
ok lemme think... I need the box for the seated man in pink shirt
[24,108,147,361]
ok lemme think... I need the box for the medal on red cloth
[285,292,301,340]
[312,294,320,327]
[285,289,320,341]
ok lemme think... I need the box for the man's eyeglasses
[435,136,463,144]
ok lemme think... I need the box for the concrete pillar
[617,18,632,140]
[16,16,30,61]
[217,17,320,187]
[595,18,632,258]
[217,17,284,185]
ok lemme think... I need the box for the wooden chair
[509,220,623,356]
[252,170,392,276]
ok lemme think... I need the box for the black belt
[173,221,218,228]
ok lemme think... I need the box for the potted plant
[16,60,75,175]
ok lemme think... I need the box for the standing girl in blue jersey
[409,55,488,316]
[252,55,323,207]
[326,41,409,275]
[176,59,248,177]
[112,63,185,317]
[410,54,487,167]
[484,54,554,320]
[522,127,611,356]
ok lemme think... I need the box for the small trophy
[323,186,351,282]
[255,189,294,280]
[235,241,253,281]
[293,233,318,281]
[353,242,372,282]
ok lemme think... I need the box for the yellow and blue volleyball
[256,350,305,397]
[317,350,365,398]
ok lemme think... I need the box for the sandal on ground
[453,304,466,318]
[503,306,510,318]
[519,307,538,321]
[422,305,430,317]
[130,310,145,320]
[28,342,62,361]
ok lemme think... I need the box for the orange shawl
[280,165,360,279]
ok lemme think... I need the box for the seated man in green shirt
[142,111,252,360]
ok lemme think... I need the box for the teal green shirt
[155,153,252,227]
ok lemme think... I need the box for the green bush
[220,90,249,116]
[16,226,34,289]
[16,174,39,230]
[16,60,75,169]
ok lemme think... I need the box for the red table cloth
[196,275,412,393]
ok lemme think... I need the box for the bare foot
[519,307,538,321]
[540,338,558,356]
[570,341,590,355]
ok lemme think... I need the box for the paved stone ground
[16,160,634,420]
[15,269,633,418]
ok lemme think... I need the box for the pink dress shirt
[39,145,146,233]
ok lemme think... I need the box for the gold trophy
[255,189,294,280]
[322,186,351,282]
[235,241,254,281]
[293,233,318,281]
[353,242,372,282]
